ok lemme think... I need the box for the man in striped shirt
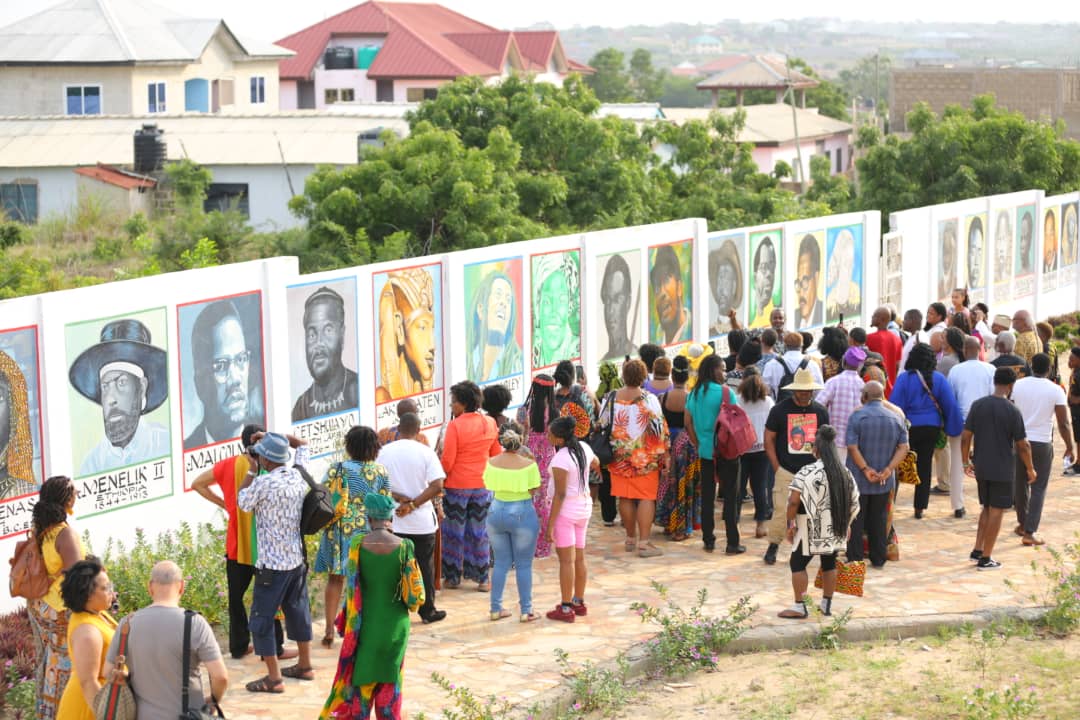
[815,347,866,466]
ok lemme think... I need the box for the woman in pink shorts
[545,416,600,622]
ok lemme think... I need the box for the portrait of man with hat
[291,285,359,422]
[69,317,170,476]
[708,235,743,336]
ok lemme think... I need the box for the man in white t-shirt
[945,336,995,518]
[377,412,447,623]
[899,308,928,372]
[1010,353,1074,546]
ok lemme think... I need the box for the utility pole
[784,54,806,194]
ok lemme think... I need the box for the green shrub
[87,521,230,626]
[1026,540,1080,637]
[0,609,35,718]
[0,221,27,250]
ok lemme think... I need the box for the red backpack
[713,386,757,460]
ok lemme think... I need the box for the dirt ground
[610,628,1080,719]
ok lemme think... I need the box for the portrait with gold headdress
[0,328,42,501]
[531,250,581,370]
[375,265,441,403]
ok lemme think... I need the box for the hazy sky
[1,0,1073,43]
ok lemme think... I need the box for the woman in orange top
[440,380,501,590]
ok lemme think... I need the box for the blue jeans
[486,499,539,614]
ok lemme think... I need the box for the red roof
[697,54,750,75]
[276,1,588,80]
[74,164,156,190]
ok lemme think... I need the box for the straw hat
[781,367,823,391]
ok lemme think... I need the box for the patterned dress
[29,523,82,720]
[658,429,700,538]
[315,460,392,575]
[516,404,556,559]
[596,391,670,500]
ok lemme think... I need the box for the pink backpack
[713,386,757,460]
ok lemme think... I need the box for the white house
[0,0,292,117]
[0,113,399,229]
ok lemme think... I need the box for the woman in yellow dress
[56,557,117,720]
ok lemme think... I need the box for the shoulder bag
[179,610,225,720]
[93,618,136,720]
[297,464,335,536]
[915,372,948,450]
[587,391,617,467]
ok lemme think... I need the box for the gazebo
[696,54,819,107]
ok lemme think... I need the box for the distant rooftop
[0,0,291,64]
[662,104,851,145]
[697,55,818,91]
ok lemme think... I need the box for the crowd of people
[25,292,1077,719]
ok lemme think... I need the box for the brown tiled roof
[697,55,818,90]
[74,163,156,190]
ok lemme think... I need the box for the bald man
[1011,310,1040,367]
[845,381,909,567]
[945,337,996,519]
[377,397,430,446]
[105,561,229,715]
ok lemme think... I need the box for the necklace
[310,371,348,416]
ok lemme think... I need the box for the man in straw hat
[762,367,829,565]
[69,318,169,476]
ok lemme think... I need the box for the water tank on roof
[133,124,166,174]
[357,46,379,69]
[324,47,355,70]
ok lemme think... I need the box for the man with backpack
[763,368,830,565]
[763,331,824,401]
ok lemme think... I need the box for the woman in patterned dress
[516,374,559,559]
[596,360,670,558]
[657,356,698,540]
[28,476,85,720]
[315,425,391,648]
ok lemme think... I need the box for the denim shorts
[249,564,312,656]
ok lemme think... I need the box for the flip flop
[490,609,512,621]
[624,538,637,552]
[245,675,285,693]
[638,544,663,558]
[520,612,541,623]
[280,664,315,681]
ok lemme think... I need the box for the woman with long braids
[516,374,558,558]
[890,342,963,518]
[28,475,84,720]
[778,426,859,619]
[545,416,600,622]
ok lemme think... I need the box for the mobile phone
[839,312,845,325]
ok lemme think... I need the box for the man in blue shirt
[845,382,909,568]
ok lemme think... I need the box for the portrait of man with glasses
[794,233,823,329]
[183,297,265,450]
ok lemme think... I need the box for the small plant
[0,610,36,718]
[962,678,1039,720]
[553,648,636,718]
[431,672,516,720]
[0,221,27,249]
[804,597,854,651]
[630,582,755,676]
[2,663,35,719]
[1015,539,1080,637]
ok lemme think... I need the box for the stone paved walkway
[224,470,1080,719]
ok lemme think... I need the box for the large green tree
[788,57,850,122]
[583,48,634,102]
[856,95,1080,224]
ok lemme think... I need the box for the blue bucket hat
[252,432,290,464]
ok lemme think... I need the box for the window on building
[376,79,394,103]
[834,147,843,174]
[147,82,166,113]
[250,76,266,104]
[325,88,354,104]
[0,181,39,224]
[325,88,339,105]
[405,87,438,102]
[65,85,101,115]
[340,88,355,102]
[204,183,249,218]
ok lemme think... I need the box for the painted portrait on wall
[1043,206,1060,275]
[0,327,43,505]
[749,230,782,328]
[993,208,1013,286]
[937,219,959,300]
[707,233,744,337]
[825,224,863,324]
[374,264,441,404]
[178,292,266,452]
[1062,202,1078,267]
[793,231,825,330]
[464,258,523,383]
[597,251,641,362]
[531,250,581,369]
[287,279,359,422]
[648,240,692,346]
[1015,205,1035,276]
[964,214,987,291]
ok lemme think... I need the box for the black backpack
[774,356,810,403]
[297,464,335,536]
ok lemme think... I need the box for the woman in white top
[737,367,775,539]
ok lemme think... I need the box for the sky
[0,0,1075,43]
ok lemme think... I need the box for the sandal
[280,664,315,681]
[444,580,461,589]
[246,675,285,693]
[670,532,688,542]
[477,582,490,592]
[490,609,512,621]
[320,633,335,649]
[624,538,637,552]
[638,544,663,558]
[778,603,809,619]
[520,612,541,623]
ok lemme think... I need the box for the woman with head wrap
[321,493,424,720]
[777,426,859,619]
[516,374,559,559]
[889,343,964,518]
[483,422,542,623]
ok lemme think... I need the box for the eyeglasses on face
[211,350,252,380]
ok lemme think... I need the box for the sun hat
[69,318,168,413]
[251,432,290,464]
[992,314,1011,329]
[781,367,824,391]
